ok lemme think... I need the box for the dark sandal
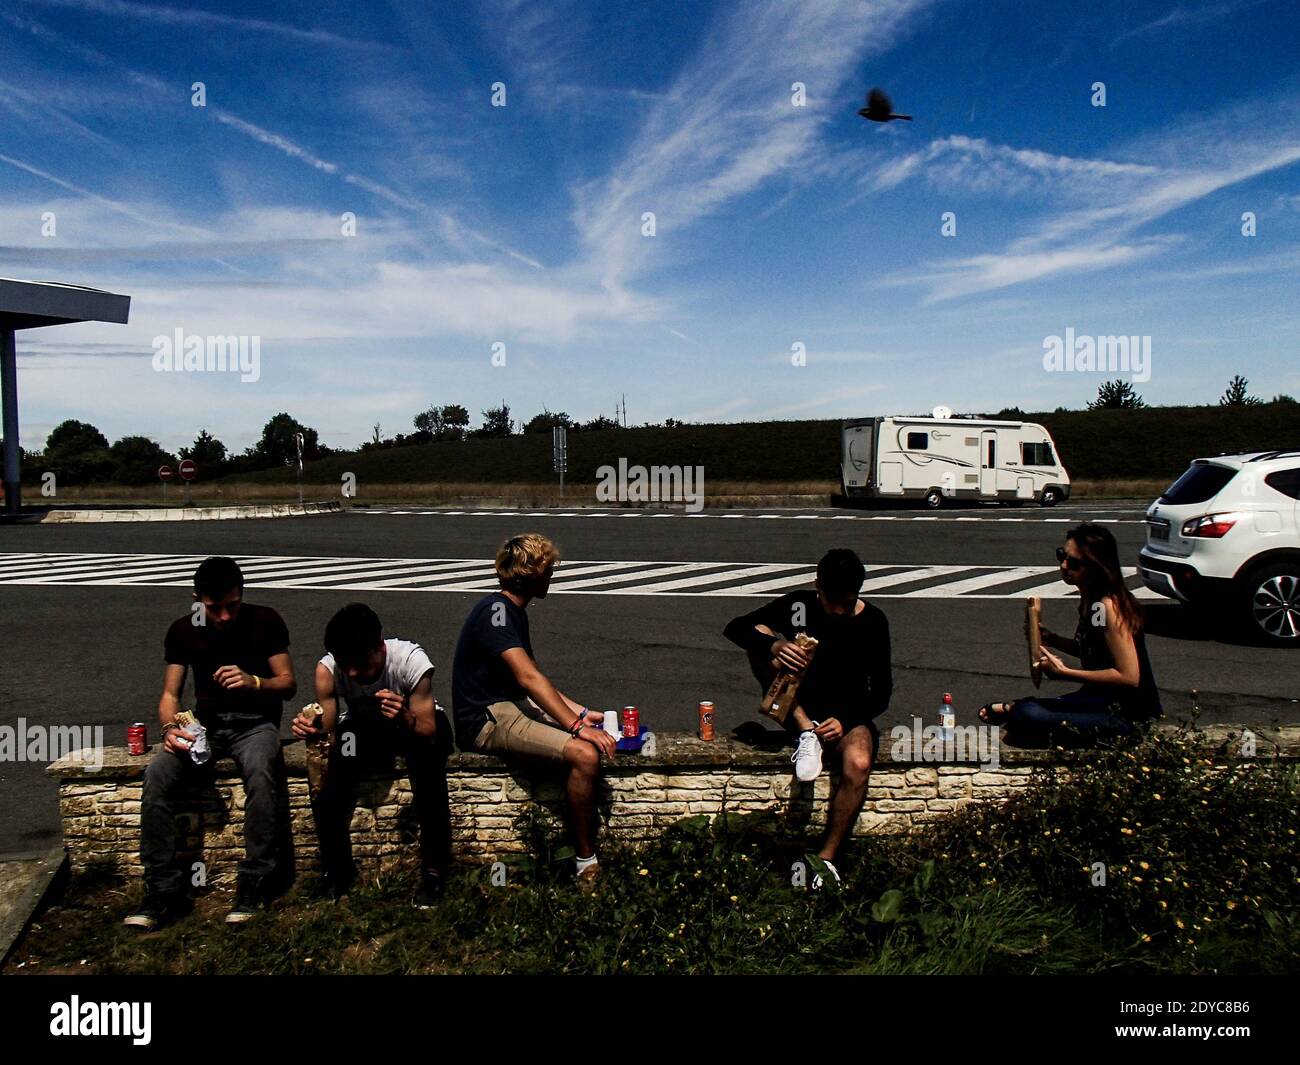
[978,702,1012,723]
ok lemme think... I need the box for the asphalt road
[2,503,1296,853]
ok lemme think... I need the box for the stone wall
[46,726,1293,882]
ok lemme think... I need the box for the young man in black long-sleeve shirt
[723,549,891,886]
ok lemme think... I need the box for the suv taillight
[1181,513,1240,538]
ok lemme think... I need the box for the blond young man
[451,534,616,886]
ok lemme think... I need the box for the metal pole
[2,327,19,516]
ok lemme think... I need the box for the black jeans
[140,720,283,895]
[311,709,453,881]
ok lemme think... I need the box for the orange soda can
[698,701,715,741]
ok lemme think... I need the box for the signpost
[293,432,304,505]
[552,425,567,497]
[158,464,173,506]
[178,458,196,506]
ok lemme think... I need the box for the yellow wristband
[253,675,262,690]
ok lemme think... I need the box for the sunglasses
[1055,546,1087,570]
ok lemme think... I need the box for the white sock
[575,853,598,874]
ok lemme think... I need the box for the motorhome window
[1021,442,1055,466]
[986,440,996,467]
[1264,469,1300,500]
[906,432,928,450]
[1160,463,1236,505]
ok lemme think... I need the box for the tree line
[11,377,1292,486]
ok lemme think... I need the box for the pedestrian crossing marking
[0,552,1159,600]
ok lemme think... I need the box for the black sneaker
[412,872,444,910]
[225,878,263,924]
[124,891,184,931]
[311,868,355,902]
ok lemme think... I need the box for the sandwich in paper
[759,632,819,725]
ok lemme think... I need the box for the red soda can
[127,722,148,755]
[622,705,640,739]
[698,701,715,741]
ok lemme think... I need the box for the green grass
[11,727,1297,975]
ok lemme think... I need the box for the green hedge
[231,404,1300,486]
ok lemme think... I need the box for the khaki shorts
[472,700,571,764]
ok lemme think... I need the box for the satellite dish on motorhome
[932,405,953,420]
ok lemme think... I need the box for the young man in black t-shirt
[125,557,296,930]
[452,534,616,889]
[723,549,891,887]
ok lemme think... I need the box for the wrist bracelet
[253,675,262,690]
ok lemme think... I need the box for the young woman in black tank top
[979,523,1162,748]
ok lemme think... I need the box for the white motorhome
[840,411,1071,508]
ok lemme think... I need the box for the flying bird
[858,87,912,123]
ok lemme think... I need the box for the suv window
[906,432,928,450]
[1160,463,1237,505]
[1021,441,1055,466]
[1265,468,1300,500]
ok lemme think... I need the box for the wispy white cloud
[0,153,210,237]
[1110,0,1269,48]
[896,95,1300,302]
[855,135,1159,197]
[15,0,390,50]
[570,0,933,290]
[766,384,887,418]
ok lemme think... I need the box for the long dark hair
[1066,522,1144,634]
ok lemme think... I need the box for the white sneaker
[791,728,823,782]
[812,859,841,892]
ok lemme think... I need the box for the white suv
[1139,451,1300,646]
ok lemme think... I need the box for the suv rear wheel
[1240,562,1300,646]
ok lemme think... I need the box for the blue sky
[1,0,1298,454]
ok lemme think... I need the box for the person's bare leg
[562,738,601,857]
[790,704,815,731]
[818,726,874,862]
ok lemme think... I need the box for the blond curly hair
[495,533,560,592]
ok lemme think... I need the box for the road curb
[0,844,68,969]
[40,501,342,523]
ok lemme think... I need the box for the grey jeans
[139,721,283,894]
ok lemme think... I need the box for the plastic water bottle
[939,693,955,744]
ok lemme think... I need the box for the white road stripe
[252,559,484,588]
[354,507,1148,524]
[600,563,800,594]
[713,569,819,595]
[550,562,722,591]
[4,556,212,583]
[901,566,1052,597]
[861,565,971,590]
[0,552,158,577]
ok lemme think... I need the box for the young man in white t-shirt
[291,603,452,907]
